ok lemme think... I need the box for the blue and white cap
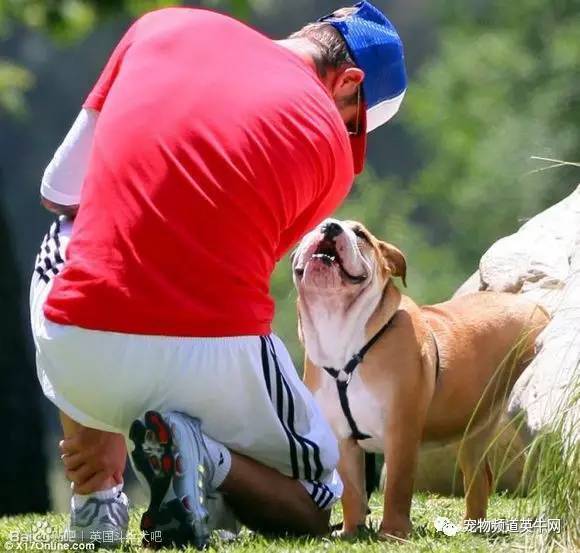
[319,1,407,133]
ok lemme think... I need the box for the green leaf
[0,59,34,118]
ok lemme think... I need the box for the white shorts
[31,218,342,509]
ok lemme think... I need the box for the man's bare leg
[59,411,127,494]
[59,412,130,546]
[220,452,330,536]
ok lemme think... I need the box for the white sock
[202,434,231,489]
[72,483,123,509]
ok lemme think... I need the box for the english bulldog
[292,218,549,539]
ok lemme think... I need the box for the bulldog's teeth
[312,253,336,264]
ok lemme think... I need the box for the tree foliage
[0,0,250,117]
[407,0,580,268]
[0,59,33,116]
[1,0,577,366]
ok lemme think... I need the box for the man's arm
[41,20,136,217]
[40,107,99,217]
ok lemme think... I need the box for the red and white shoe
[130,411,213,550]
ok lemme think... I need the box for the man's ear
[378,241,407,287]
[332,67,365,98]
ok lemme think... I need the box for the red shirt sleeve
[83,22,137,111]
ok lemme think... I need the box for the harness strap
[323,317,395,381]
[344,319,393,375]
[323,316,396,441]
[336,379,371,440]
[321,314,442,442]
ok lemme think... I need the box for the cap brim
[366,90,406,133]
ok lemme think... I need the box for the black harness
[323,314,441,441]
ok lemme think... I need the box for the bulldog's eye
[353,228,370,243]
[295,267,304,277]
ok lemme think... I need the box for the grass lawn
[0,492,560,552]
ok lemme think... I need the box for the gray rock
[452,270,481,298]
[493,185,580,440]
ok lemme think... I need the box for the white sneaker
[67,489,129,547]
[129,410,214,549]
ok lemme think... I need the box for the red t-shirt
[44,7,356,337]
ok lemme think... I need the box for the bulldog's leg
[379,412,423,539]
[458,431,494,521]
[337,438,367,534]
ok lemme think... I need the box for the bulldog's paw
[378,516,412,541]
[333,523,368,539]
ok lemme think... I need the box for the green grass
[0,493,562,553]
[3,322,576,552]
[517,366,580,552]
[2,336,577,552]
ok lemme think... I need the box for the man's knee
[307,505,331,536]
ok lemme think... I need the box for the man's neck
[275,38,320,76]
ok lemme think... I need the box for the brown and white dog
[292,218,549,539]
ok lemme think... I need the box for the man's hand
[60,427,127,494]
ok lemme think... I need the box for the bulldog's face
[292,219,406,298]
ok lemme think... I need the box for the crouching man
[32,2,406,548]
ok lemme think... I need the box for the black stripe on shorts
[266,336,324,481]
[260,336,299,479]
[308,481,334,509]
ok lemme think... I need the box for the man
[32,2,406,548]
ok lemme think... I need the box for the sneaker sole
[130,411,209,550]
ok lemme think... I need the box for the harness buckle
[325,316,397,443]
[336,371,352,387]
[345,371,353,386]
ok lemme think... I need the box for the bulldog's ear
[379,242,407,287]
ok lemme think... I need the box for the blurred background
[0,0,578,515]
